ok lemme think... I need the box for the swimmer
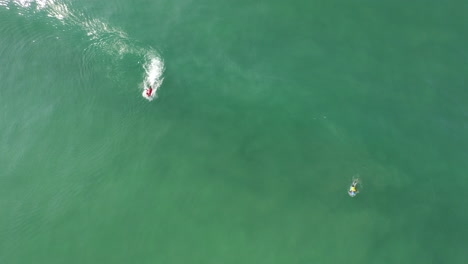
[145,86,153,97]
[348,179,359,197]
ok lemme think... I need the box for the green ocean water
[1,0,468,263]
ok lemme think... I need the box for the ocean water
[1,0,467,263]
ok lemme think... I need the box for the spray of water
[1,0,165,99]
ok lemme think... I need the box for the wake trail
[0,0,164,99]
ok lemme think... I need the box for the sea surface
[1,0,467,263]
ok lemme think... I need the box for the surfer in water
[145,86,153,97]
[348,179,359,197]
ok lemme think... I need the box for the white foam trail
[13,0,32,8]
[2,0,165,100]
[143,54,165,96]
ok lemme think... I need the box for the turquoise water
[1,0,468,263]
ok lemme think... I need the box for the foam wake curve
[0,0,164,98]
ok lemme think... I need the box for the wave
[0,0,164,99]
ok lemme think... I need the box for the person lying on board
[145,86,153,97]
[348,179,359,197]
